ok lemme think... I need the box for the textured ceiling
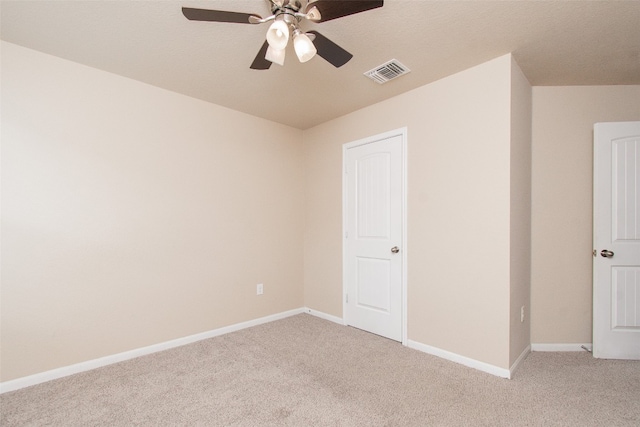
[2,0,639,129]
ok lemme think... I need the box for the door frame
[342,127,408,345]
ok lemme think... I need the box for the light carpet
[1,314,639,426]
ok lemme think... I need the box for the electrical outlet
[257,283,263,295]
[520,305,525,323]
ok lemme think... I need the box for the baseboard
[1,309,545,393]
[531,343,592,352]
[0,307,305,394]
[303,307,345,325]
[406,340,511,379]
[509,345,531,378]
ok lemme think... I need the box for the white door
[344,131,405,342]
[593,121,640,360]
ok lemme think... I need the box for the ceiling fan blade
[182,7,261,24]
[306,0,383,22]
[250,41,273,70]
[307,31,352,68]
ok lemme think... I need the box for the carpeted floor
[1,314,639,426]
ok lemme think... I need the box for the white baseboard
[406,340,512,379]
[2,307,547,393]
[509,345,531,378]
[303,307,345,325]
[531,343,592,352]
[0,307,305,394]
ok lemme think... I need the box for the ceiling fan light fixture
[293,31,317,63]
[305,6,321,21]
[266,19,290,50]
[181,1,387,70]
[265,46,286,66]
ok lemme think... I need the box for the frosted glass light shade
[293,32,316,63]
[265,46,286,66]
[266,20,290,50]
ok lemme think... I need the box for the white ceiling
[2,0,639,129]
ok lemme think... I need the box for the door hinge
[345,293,348,303]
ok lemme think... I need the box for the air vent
[364,60,410,84]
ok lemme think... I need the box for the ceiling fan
[182,0,384,69]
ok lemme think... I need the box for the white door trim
[342,127,408,345]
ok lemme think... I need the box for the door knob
[600,249,614,258]
[391,246,399,254]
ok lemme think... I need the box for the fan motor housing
[273,1,303,14]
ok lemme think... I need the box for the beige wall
[6,39,636,383]
[0,42,304,382]
[304,54,528,370]
[530,86,640,344]
[509,57,532,365]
